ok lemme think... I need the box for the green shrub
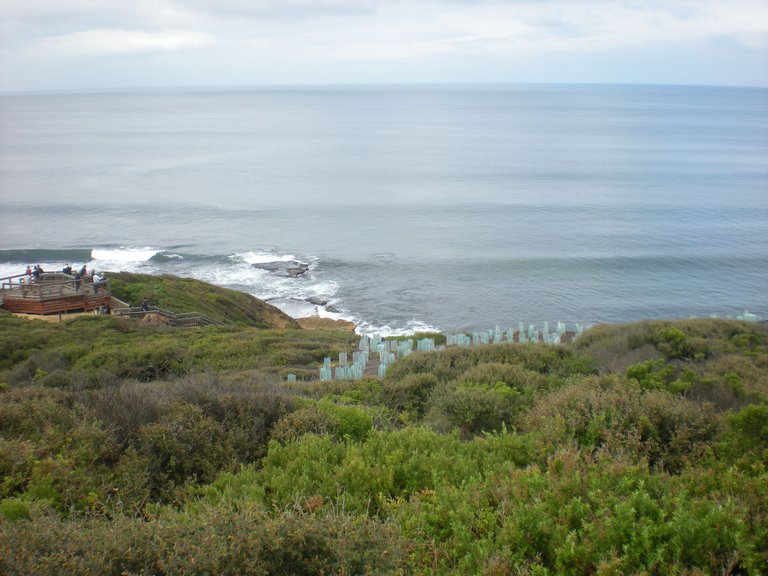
[576,319,768,377]
[626,358,676,389]
[80,339,189,381]
[0,387,77,439]
[423,363,547,435]
[427,382,522,435]
[523,375,722,472]
[134,403,236,501]
[718,404,768,468]
[0,439,35,498]
[692,353,768,407]
[729,404,768,450]
[84,381,172,447]
[271,401,372,444]
[0,498,30,521]
[0,504,408,575]
[166,374,294,462]
[37,368,73,388]
[456,362,546,390]
[254,427,532,517]
[382,373,438,417]
[271,406,337,444]
[327,378,385,405]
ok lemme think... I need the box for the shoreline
[2,258,765,337]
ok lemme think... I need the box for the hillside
[107,271,299,328]
[1,312,766,574]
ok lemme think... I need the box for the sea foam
[91,247,160,263]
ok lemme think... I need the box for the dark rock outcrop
[252,261,310,278]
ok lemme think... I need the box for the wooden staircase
[113,306,226,328]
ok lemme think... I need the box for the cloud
[0,0,766,89]
[228,0,768,63]
[3,0,767,56]
[32,29,215,56]
[174,0,377,19]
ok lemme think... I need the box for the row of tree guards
[285,321,587,383]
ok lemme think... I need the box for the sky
[1,0,767,92]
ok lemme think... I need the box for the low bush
[522,375,722,472]
[133,403,236,502]
[426,382,522,435]
[271,400,373,444]
[575,319,768,374]
[0,505,408,575]
[0,419,119,514]
[84,381,173,447]
[382,373,438,417]
[317,378,385,406]
[0,387,77,440]
[0,498,30,521]
[718,404,768,468]
[253,427,533,516]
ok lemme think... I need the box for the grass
[108,271,299,328]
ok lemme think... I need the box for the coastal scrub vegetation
[108,271,299,328]
[1,282,767,574]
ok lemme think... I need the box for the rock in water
[252,260,310,278]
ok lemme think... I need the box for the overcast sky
[1,0,767,92]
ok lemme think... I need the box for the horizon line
[2,80,767,97]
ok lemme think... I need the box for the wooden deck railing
[1,272,108,299]
[0,272,111,314]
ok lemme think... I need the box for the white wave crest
[91,247,160,263]
[232,251,298,265]
[354,319,442,337]
[87,247,162,274]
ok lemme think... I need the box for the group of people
[63,263,106,293]
[60,263,89,291]
[21,265,43,284]
[19,263,106,293]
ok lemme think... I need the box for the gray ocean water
[1,85,766,334]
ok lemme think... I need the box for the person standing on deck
[92,271,105,293]
[78,265,87,291]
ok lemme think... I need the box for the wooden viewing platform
[0,272,112,316]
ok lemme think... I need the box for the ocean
[1,85,766,335]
